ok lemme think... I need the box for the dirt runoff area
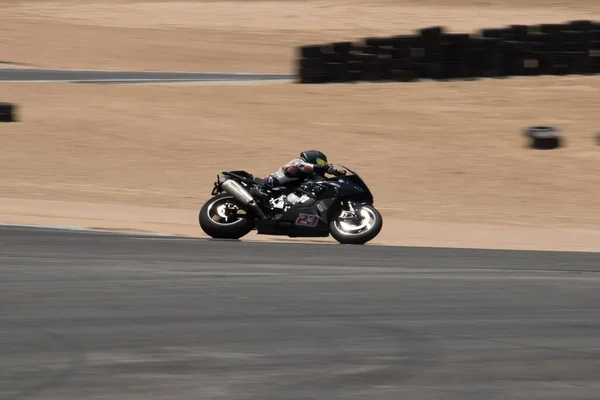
[1,1,600,251]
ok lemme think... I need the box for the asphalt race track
[0,68,294,84]
[1,225,600,400]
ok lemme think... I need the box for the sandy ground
[3,199,600,251]
[1,1,600,250]
[1,1,599,72]
[2,79,600,250]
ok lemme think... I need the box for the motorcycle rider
[250,150,346,202]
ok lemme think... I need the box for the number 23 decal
[295,214,319,227]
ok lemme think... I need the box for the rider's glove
[326,164,346,176]
[325,164,337,175]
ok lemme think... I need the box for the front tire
[199,193,254,239]
[329,203,383,245]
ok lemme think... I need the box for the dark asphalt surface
[0,69,294,84]
[1,225,600,400]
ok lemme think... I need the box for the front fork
[338,201,362,222]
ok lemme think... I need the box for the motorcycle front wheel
[199,193,254,239]
[329,204,383,245]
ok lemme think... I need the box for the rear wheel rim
[206,197,247,226]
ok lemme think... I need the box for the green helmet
[300,150,328,166]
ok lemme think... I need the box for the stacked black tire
[297,20,600,83]
[0,102,16,122]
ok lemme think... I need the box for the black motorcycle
[198,165,383,245]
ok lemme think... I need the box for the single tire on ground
[199,193,254,239]
[329,204,383,245]
[0,102,16,122]
[524,126,563,150]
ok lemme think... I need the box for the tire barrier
[297,20,600,83]
[0,102,17,122]
[524,126,562,150]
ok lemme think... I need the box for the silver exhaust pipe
[221,179,267,220]
[221,179,254,205]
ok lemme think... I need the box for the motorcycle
[198,164,383,245]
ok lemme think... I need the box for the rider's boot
[250,186,270,203]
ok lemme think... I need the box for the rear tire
[329,203,383,245]
[199,194,254,239]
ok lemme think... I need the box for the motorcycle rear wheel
[329,204,383,245]
[199,193,254,239]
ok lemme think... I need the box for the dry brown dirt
[1,1,600,250]
[1,0,599,72]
